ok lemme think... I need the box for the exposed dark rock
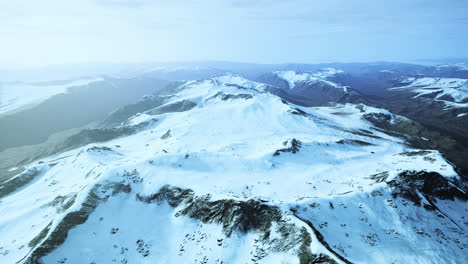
[399,150,433,157]
[137,185,282,237]
[87,146,113,152]
[274,139,302,156]
[47,194,77,213]
[259,72,367,107]
[224,83,259,91]
[363,110,468,180]
[136,185,193,207]
[121,169,143,184]
[160,129,172,140]
[336,139,374,146]
[28,222,52,248]
[0,167,42,199]
[369,171,389,183]
[294,213,352,264]
[344,129,382,139]
[147,100,196,116]
[289,108,308,117]
[209,92,254,101]
[181,198,282,237]
[137,185,337,263]
[363,112,393,127]
[388,170,468,206]
[26,182,132,264]
[298,227,337,264]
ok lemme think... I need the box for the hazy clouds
[1,0,467,67]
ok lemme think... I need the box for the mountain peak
[272,69,345,90]
[211,73,267,91]
[390,77,468,106]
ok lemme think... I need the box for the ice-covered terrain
[0,78,102,115]
[390,77,468,108]
[0,75,466,264]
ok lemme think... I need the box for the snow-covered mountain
[272,69,346,90]
[425,63,468,79]
[1,74,466,264]
[258,69,365,106]
[389,77,468,108]
[296,65,468,178]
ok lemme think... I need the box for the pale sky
[1,0,467,67]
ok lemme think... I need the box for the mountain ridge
[1,74,466,264]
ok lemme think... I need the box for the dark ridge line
[421,193,463,230]
[293,213,353,264]
[441,154,468,181]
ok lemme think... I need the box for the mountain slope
[0,75,466,264]
[259,69,366,106]
[318,66,468,177]
[389,77,468,107]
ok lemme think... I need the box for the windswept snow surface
[0,78,102,115]
[0,75,466,264]
[274,68,346,91]
[390,77,468,108]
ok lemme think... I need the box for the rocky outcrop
[137,185,283,237]
[137,185,338,263]
[336,139,373,146]
[273,139,302,156]
[362,110,468,179]
[388,170,467,206]
[208,91,254,101]
[0,167,42,199]
[26,183,132,264]
[147,100,196,116]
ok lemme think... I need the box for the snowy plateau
[0,74,467,264]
